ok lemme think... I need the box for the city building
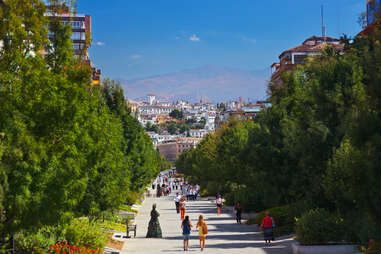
[138,105,176,115]
[148,94,156,105]
[157,138,201,162]
[157,141,178,162]
[189,129,208,138]
[45,6,101,85]
[359,0,381,36]
[270,36,343,86]
[367,0,381,25]
[138,115,158,127]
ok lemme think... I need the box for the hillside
[119,65,269,102]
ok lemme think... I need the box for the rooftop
[279,35,343,59]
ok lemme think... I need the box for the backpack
[202,223,208,234]
[183,221,191,232]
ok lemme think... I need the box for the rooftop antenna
[321,5,326,39]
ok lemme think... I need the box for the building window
[71,32,85,40]
[294,54,307,65]
[73,43,81,50]
[72,21,84,29]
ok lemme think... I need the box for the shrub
[361,240,381,254]
[295,208,345,245]
[245,218,256,225]
[224,184,265,212]
[15,219,108,253]
[255,205,290,225]
[64,218,107,250]
[41,241,102,254]
[125,191,141,205]
[255,205,294,236]
[14,227,65,254]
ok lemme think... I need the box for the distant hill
[119,65,270,103]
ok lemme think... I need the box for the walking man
[234,202,243,224]
[174,193,181,214]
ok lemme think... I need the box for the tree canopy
[0,0,168,246]
[176,30,381,242]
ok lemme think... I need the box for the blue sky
[76,0,365,80]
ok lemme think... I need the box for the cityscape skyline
[77,0,364,81]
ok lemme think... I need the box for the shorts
[183,234,190,241]
[217,204,222,208]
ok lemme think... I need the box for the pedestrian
[182,184,187,196]
[156,184,161,197]
[196,215,208,251]
[216,194,222,216]
[186,187,190,201]
[174,193,181,214]
[260,212,275,245]
[195,184,200,200]
[181,216,193,251]
[234,202,243,224]
[179,197,186,220]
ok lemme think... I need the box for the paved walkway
[121,191,294,254]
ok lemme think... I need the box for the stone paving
[121,190,294,254]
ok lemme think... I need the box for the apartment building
[157,138,201,162]
[271,36,343,86]
[45,6,101,85]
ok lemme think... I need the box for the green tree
[101,79,164,194]
[167,122,178,135]
[169,109,183,120]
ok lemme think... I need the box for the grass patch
[119,204,138,213]
[101,221,126,233]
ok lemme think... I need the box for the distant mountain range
[119,65,270,103]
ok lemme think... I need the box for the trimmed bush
[64,218,107,250]
[361,240,381,254]
[295,208,345,245]
[15,227,64,254]
[15,219,109,253]
[255,205,294,236]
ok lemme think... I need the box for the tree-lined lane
[122,191,294,254]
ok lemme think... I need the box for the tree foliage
[169,109,183,120]
[176,30,381,241]
[0,0,168,247]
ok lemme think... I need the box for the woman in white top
[216,194,222,216]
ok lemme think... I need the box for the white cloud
[241,36,256,44]
[130,54,142,60]
[189,34,200,42]
[96,41,105,46]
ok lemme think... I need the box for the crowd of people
[148,170,276,251]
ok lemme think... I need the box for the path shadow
[205,238,294,250]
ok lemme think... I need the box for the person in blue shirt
[181,215,193,251]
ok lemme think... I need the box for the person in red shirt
[260,212,275,245]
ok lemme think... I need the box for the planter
[292,243,360,254]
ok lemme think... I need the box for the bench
[126,224,137,238]
[125,214,137,238]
